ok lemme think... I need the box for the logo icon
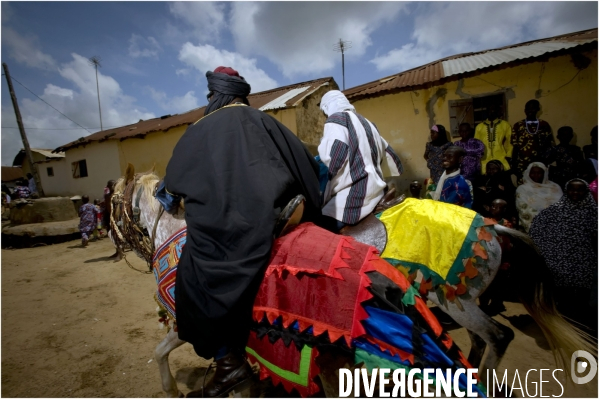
[571,350,597,384]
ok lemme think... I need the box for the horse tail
[494,224,597,377]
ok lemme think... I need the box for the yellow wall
[21,152,51,176]
[38,158,71,197]
[60,141,123,199]
[352,49,598,195]
[265,108,298,136]
[117,125,187,179]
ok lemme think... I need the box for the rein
[110,175,163,274]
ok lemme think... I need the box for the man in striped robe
[318,90,403,232]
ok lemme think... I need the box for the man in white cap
[318,90,403,232]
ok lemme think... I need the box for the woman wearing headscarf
[515,162,562,232]
[164,66,322,397]
[529,179,598,334]
[318,90,403,232]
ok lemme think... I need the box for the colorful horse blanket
[378,198,496,307]
[152,223,484,397]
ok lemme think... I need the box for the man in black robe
[164,66,321,397]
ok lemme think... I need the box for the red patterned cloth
[253,223,375,346]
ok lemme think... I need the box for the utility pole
[2,62,44,197]
[333,38,352,90]
[89,56,103,131]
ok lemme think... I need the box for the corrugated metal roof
[33,149,65,158]
[345,28,597,100]
[259,87,309,111]
[12,149,66,167]
[1,166,24,182]
[442,41,585,76]
[55,77,335,152]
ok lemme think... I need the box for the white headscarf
[515,162,563,232]
[320,90,355,116]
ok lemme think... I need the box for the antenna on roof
[333,39,352,90]
[88,56,103,131]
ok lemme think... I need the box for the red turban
[213,66,240,77]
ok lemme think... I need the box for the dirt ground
[2,238,597,398]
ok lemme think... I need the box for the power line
[7,75,93,134]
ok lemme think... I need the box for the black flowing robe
[164,104,322,357]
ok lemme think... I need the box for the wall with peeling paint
[351,49,598,195]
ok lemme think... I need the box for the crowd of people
[419,100,597,329]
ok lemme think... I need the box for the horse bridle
[110,174,164,274]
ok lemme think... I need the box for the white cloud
[229,2,407,78]
[371,44,442,73]
[371,2,598,72]
[1,53,155,165]
[148,88,199,113]
[128,34,162,59]
[1,2,14,24]
[44,84,74,100]
[168,2,227,42]
[178,43,278,93]
[1,26,57,70]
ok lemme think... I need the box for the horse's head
[110,163,185,269]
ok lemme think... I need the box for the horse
[110,165,594,397]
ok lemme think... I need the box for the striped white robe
[318,111,403,224]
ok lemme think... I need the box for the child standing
[430,146,473,209]
[94,198,104,239]
[79,195,97,247]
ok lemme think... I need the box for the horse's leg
[467,330,487,367]
[428,296,514,376]
[155,327,186,398]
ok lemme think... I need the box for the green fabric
[246,344,313,386]
[355,348,416,376]
[401,286,419,306]
[355,349,483,395]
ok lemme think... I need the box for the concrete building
[344,28,598,193]
[49,77,338,198]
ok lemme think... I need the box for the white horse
[112,167,594,397]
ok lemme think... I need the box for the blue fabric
[155,180,181,214]
[214,346,228,360]
[361,306,413,353]
[420,333,454,367]
[439,174,473,209]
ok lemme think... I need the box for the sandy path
[2,239,597,397]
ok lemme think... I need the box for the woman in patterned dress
[529,179,598,335]
[78,195,97,247]
[453,122,484,181]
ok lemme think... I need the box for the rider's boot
[187,348,254,398]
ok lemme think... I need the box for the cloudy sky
[1,1,597,165]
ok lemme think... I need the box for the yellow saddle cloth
[378,198,495,304]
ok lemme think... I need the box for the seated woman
[515,162,562,233]
[471,159,516,218]
[529,179,598,335]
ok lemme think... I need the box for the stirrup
[273,195,305,238]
